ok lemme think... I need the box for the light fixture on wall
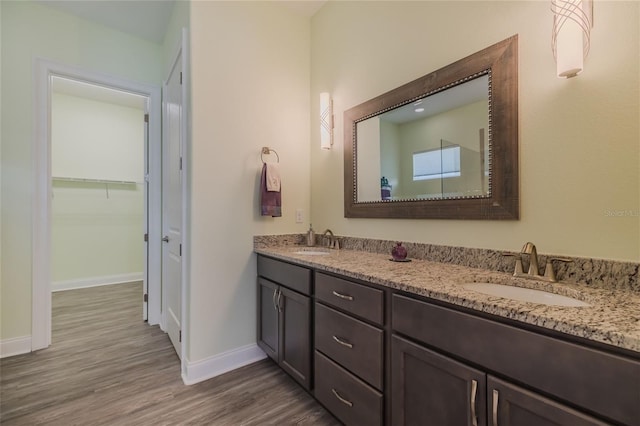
[320,92,333,150]
[551,0,593,78]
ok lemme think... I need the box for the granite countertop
[255,245,640,354]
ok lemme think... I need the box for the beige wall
[0,1,163,341]
[310,1,639,262]
[188,2,311,362]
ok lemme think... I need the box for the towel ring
[261,146,280,163]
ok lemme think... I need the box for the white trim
[180,27,191,379]
[182,344,267,385]
[0,336,32,358]
[52,273,144,292]
[33,58,52,351]
[33,58,163,352]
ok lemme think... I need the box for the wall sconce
[320,92,333,150]
[552,0,593,78]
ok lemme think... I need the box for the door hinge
[179,157,183,170]
[180,72,183,85]
[144,233,148,242]
[179,244,182,256]
[144,113,149,123]
[144,293,148,302]
[179,330,182,342]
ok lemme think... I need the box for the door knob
[162,236,169,243]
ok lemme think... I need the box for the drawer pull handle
[470,379,478,426]
[332,335,353,349]
[332,290,353,301]
[492,389,499,426]
[331,388,353,407]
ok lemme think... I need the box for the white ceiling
[39,1,327,44]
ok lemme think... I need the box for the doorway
[50,76,148,320]
[33,59,163,350]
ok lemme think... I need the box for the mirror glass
[356,75,489,202]
[344,35,518,220]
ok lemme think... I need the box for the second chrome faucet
[321,229,340,250]
[504,242,572,283]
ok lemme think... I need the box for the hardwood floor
[0,282,340,425]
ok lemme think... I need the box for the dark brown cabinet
[314,351,383,426]
[487,376,607,426]
[256,254,639,426]
[391,294,635,426]
[391,335,607,426]
[315,303,384,390]
[257,277,279,359]
[314,272,385,426]
[257,256,312,390]
[392,335,486,426]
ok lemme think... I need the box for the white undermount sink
[462,282,590,307]
[293,249,331,255]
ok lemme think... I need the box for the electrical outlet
[295,209,304,223]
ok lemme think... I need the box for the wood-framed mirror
[344,35,519,220]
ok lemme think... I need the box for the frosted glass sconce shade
[552,0,593,78]
[320,92,333,150]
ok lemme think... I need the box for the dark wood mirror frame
[344,35,519,220]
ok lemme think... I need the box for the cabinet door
[279,286,311,390]
[257,278,279,361]
[488,376,608,426]
[392,335,487,426]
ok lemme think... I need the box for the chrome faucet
[503,242,572,283]
[321,229,340,249]
[520,242,540,277]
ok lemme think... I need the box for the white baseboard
[52,272,143,292]
[182,343,267,385]
[0,335,32,358]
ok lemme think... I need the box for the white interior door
[143,103,150,321]
[162,48,183,359]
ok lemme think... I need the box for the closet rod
[52,176,139,185]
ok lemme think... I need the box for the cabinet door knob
[331,388,353,407]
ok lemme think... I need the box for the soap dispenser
[306,224,315,247]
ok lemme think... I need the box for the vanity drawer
[257,255,311,295]
[314,351,383,426]
[315,303,383,390]
[315,272,384,325]
[392,294,640,426]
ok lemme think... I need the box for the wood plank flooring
[0,282,340,425]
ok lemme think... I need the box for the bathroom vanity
[256,245,639,426]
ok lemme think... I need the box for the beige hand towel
[266,163,281,192]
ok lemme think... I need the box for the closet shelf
[52,177,139,185]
